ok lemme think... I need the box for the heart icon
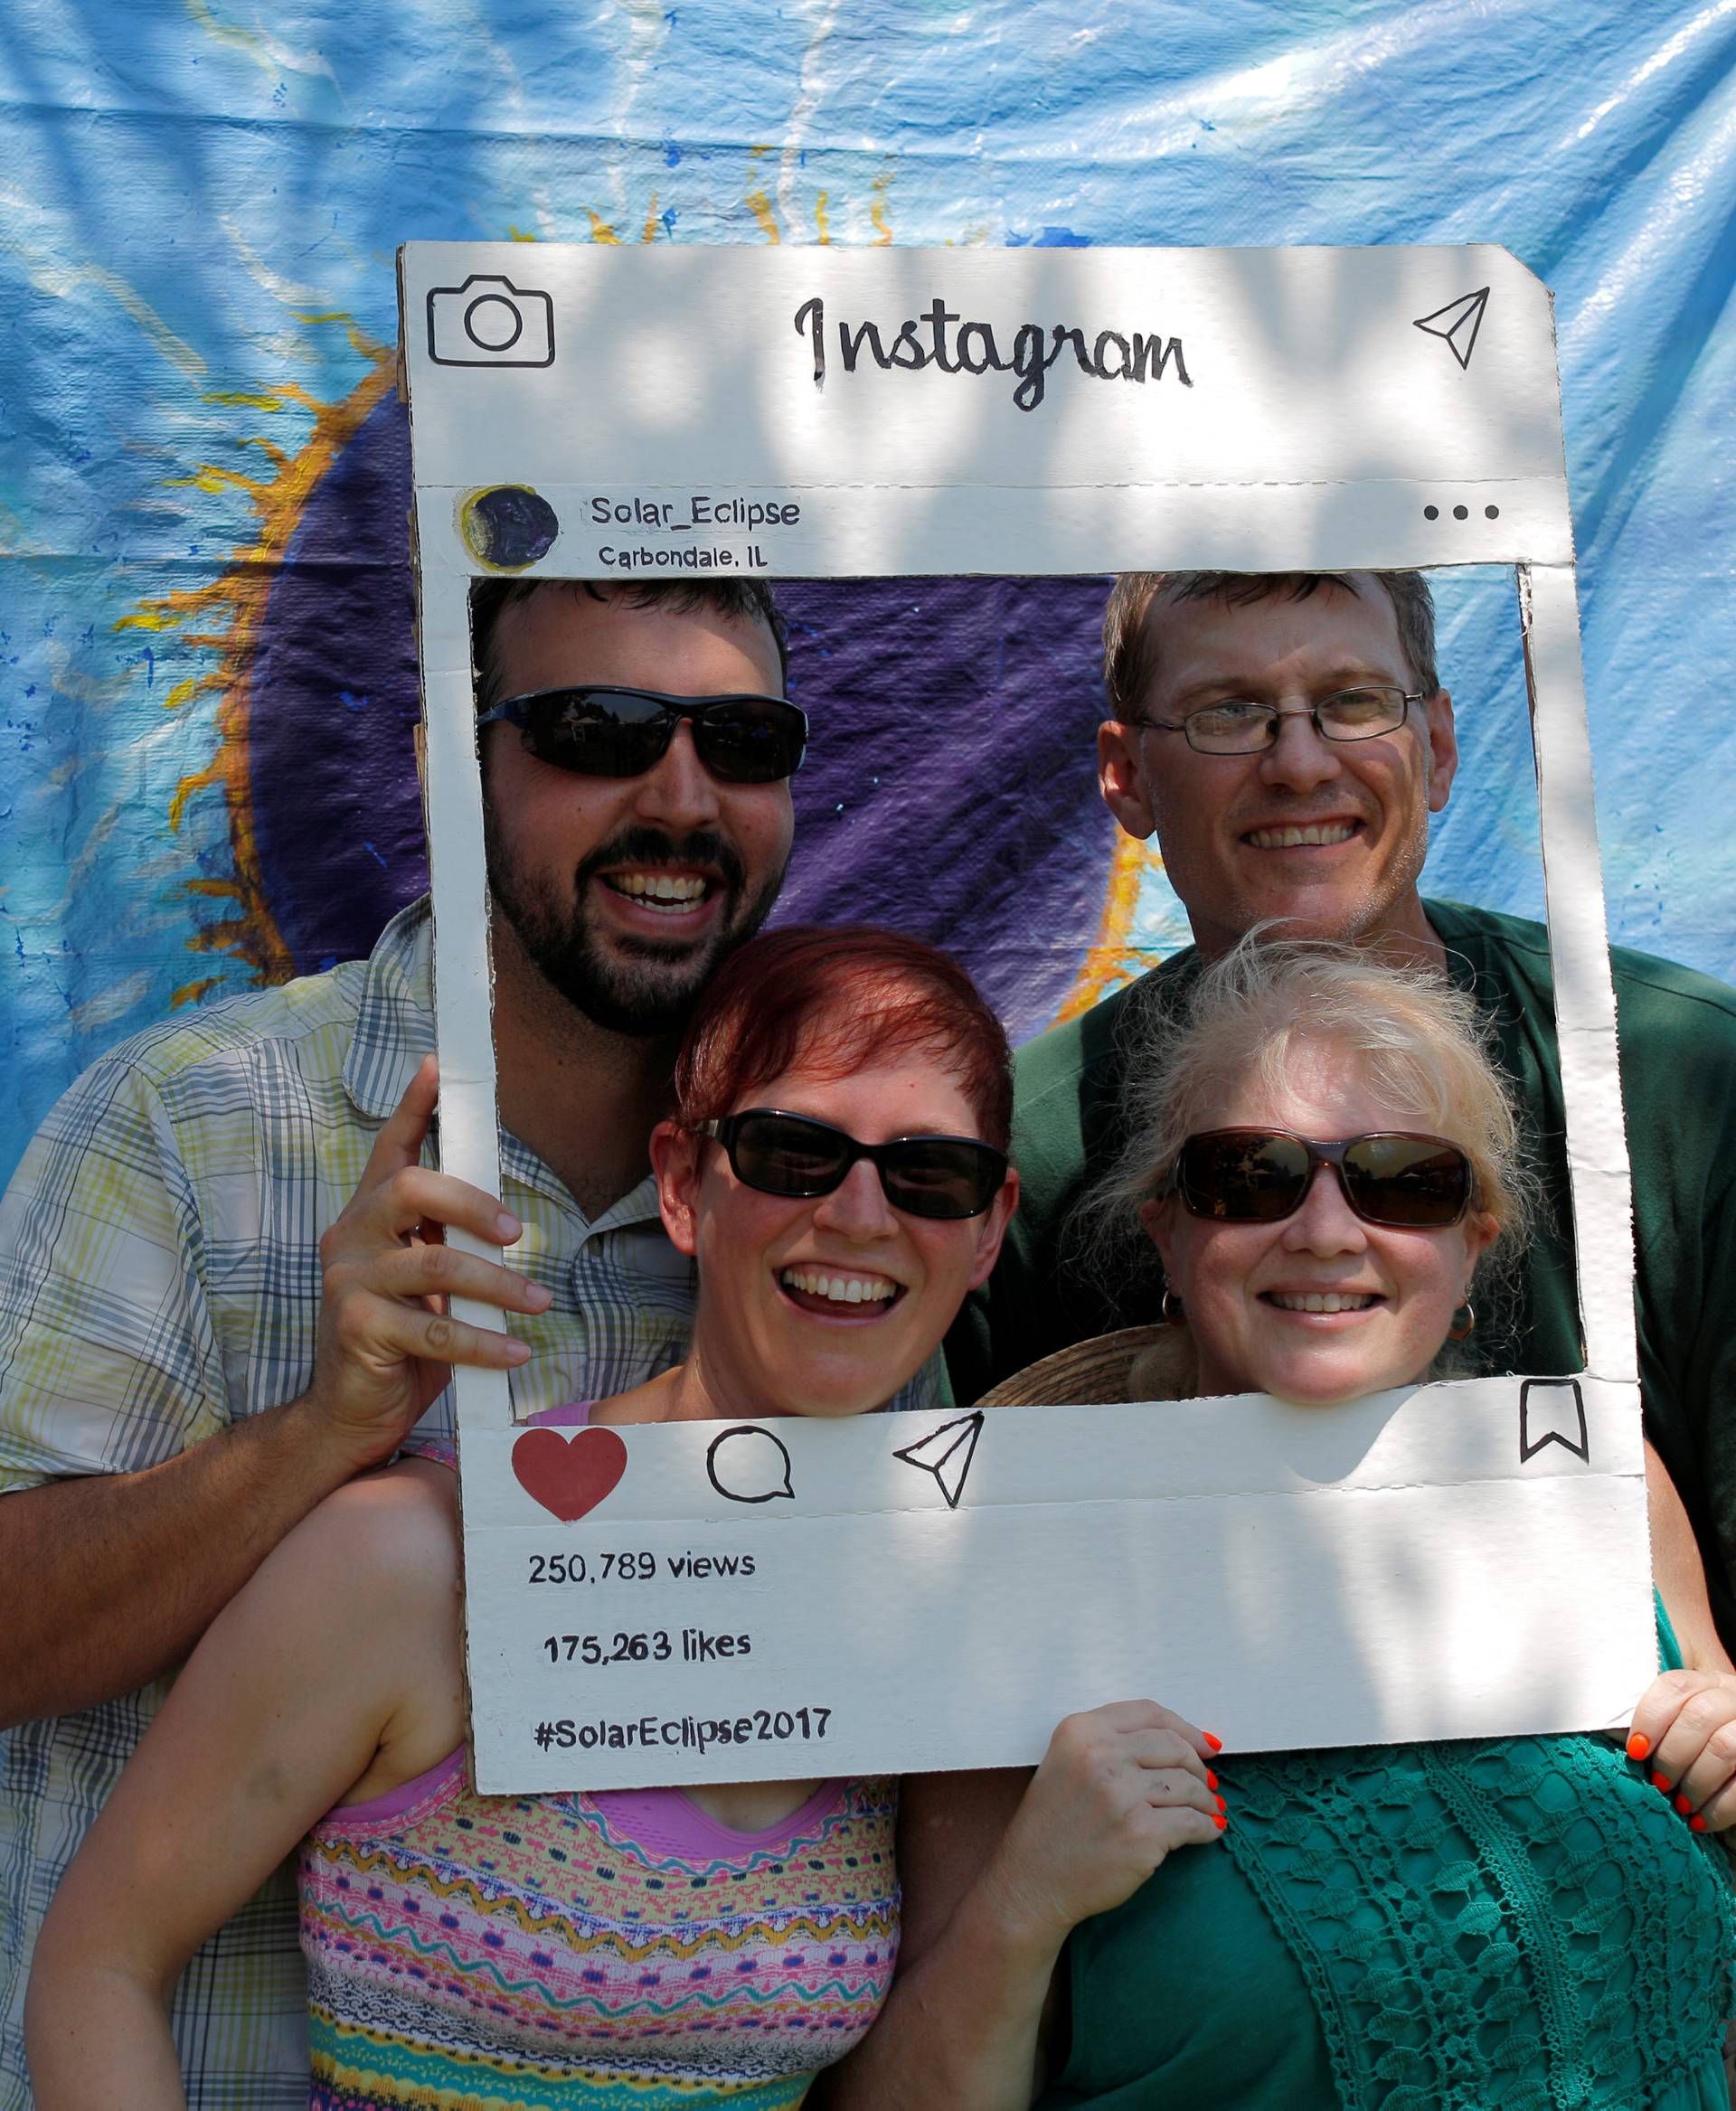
[511,1426,628,1522]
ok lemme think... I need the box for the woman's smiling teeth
[605,871,709,911]
[779,1268,900,1309]
[1266,1290,1379,1314]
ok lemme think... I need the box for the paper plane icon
[1412,287,1489,372]
[893,1412,984,1511]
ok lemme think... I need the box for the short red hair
[674,927,1014,1151]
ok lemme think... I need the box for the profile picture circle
[464,292,524,355]
[458,484,561,571]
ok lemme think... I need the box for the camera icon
[426,275,555,369]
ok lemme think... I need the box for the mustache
[576,827,747,895]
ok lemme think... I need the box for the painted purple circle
[246,391,1118,1042]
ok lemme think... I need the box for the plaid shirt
[2,899,874,2108]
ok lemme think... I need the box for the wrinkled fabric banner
[2,0,1731,1183]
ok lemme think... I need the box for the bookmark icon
[1519,1378,1590,1465]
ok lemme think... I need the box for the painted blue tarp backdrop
[2,1,1732,1184]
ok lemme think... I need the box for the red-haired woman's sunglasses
[698,1110,1006,1220]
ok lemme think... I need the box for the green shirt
[948,900,1736,1639]
[1040,1703,1734,2109]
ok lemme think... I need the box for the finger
[1117,1729,1213,1786]
[1077,1699,1225,1758]
[1688,1775,1736,1834]
[350,1244,553,1316]
[1623,1670,1706,1769]
[1140,1805,1227,1855]
[1668,1710,1736,1817]
[1138,1767,1225,1821]
[353,1056,442,1201]
[363,1304,533,1371]
[1650,1679,1736,1792]
[340,1164,522,1250]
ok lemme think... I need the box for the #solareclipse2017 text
[533,1704,834,1757]
[793,295,1193,412]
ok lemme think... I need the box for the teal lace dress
[1040,1608,1734,2110]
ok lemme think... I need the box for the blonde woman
[826,941,1736,2111]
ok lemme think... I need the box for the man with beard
[0,577,862,2109]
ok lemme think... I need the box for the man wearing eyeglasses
[949,567,1736,1652]
[1092,571,1451,966]
[0,575,847,2110]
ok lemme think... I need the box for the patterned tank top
[298,1757,898,2108]
[303,1408,892,2106]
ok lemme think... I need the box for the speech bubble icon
[705,1424,795,1504]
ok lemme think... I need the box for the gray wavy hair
[1072,936,1538,1388]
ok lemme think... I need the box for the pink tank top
[299,1406,897,2107]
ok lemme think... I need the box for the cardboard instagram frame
[396,243,1649,1792]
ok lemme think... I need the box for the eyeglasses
[696,1109,1008,1221]
[1160,1129,1475,1229]
[476,685,807,785]
[1133,685,1422,756]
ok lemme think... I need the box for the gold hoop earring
[1448,1300,1476,1342]
[1161,1288,1186,1327]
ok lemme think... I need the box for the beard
[484,815,787,1038]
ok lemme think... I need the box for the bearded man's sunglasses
[696,1110,1008,1221]
[1160,1129,1476,1230]
[476,685,807,786]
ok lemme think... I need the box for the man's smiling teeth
[1247,822,1359,849]
[780,1268,898,1305]
[606,872,708,910]
[1269,1291,1377,1314]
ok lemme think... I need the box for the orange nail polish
[1213,1814,1228,1831]
[1691,1814,1709,1833]
[1626,1731,1650,1761]
[1203,1732,1224,1754]
[1205,1769,1219,1791]
[1675,1794,1694,1815]
[1652,1772,1673,1793]
[1215,1793,1227,1811]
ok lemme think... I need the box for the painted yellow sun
[114,328,397,1003]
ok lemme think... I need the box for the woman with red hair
[26,928,1058,2111]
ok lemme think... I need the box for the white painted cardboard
[467,1378,1652,1789]
[396,242,1645,1791]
